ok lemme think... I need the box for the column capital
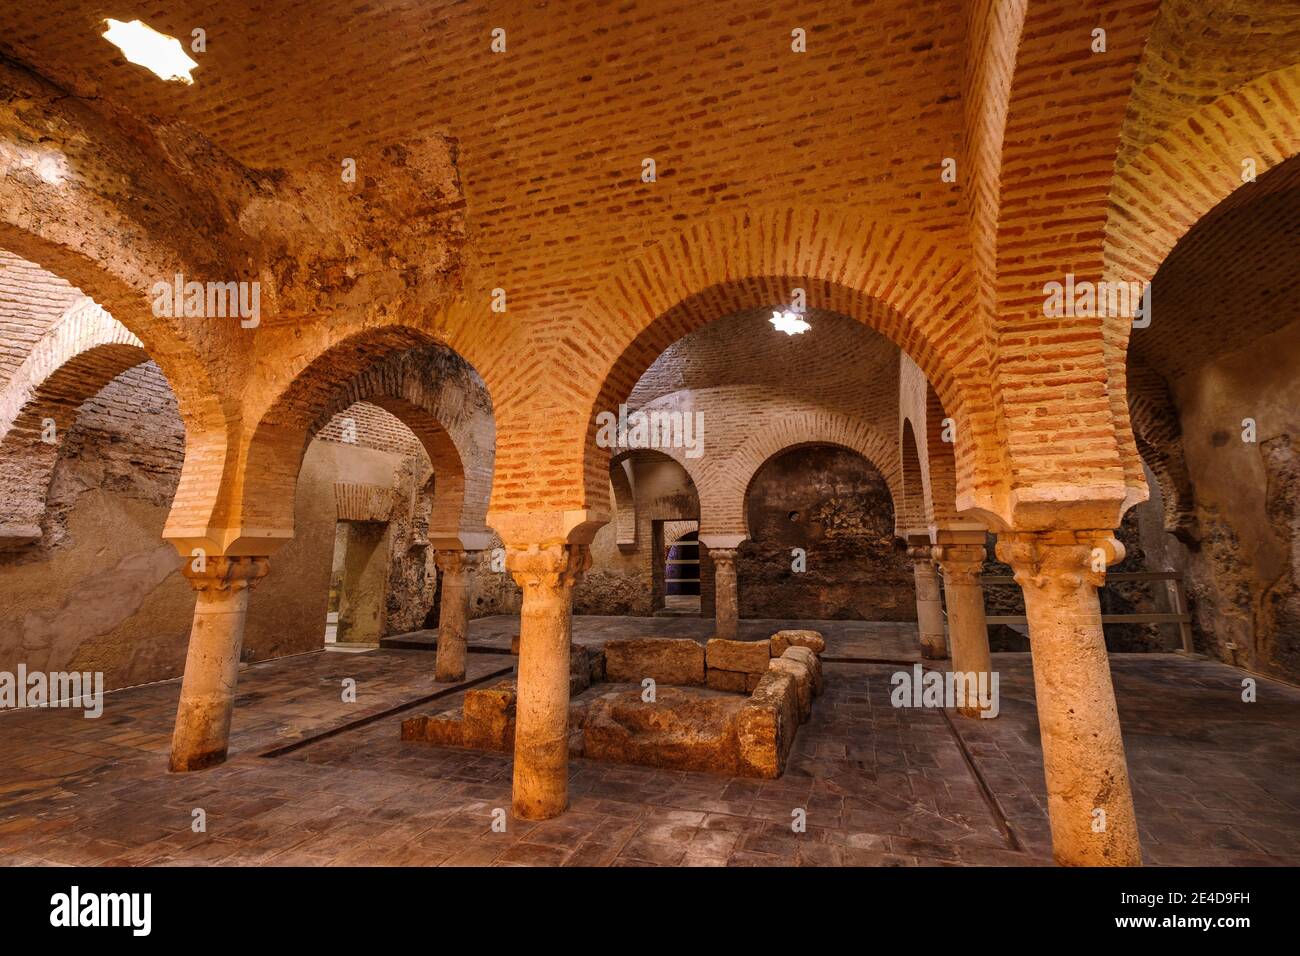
[506,543,591,592]
[181,555,269,593]
[434,548,482,575]
[995,530,1124,591]
[707,547,738,568]
[932,543,985,584]
[905,543,934,563]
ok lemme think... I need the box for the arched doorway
[661,526,700,615]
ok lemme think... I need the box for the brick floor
[1,617,1297,866]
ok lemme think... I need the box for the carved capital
[708,547,738,570]
[905,544,934,564]
[434,549,481,579]
[995,531,1124,592]
[932,543,985,585]
[181,555,270,594]
[507,543,591,594]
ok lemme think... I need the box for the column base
[168,747,228,773]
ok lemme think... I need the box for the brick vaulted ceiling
[1130,153,1300,385]
[629,308,900,424]
[4,2,1295,310]
[4,2,1292,310]
[1,1,972,297]
[1116,0,1300,169]
[2,1,1299,529]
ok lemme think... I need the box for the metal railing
[980,570,1195,654]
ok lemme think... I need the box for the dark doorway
[666,530,701,600]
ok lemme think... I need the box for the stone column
[996,531,1140,866]
[709,548,739,639]
[932,543,993,718]
[907,543,947,660]
[169,555,269,772]
[507,543,590,820]
[433,549,479,682]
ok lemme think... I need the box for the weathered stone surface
[574,567,654,616]
[770,629,826,656]
[568,700,590,730]
[401,710,464,747]
[604,638,705,686]
[570,645,592,694]
[568,727,586,758]
[706,668,750,693]
[403,678,590,755]
[582,687,745,774]
[782,645,823,696]
[510,633,521,655]
[736,672,798,778]
[768,657,813,722]
[741,447,915,621]
[706,637,771,674]
[588,649,606,684]
[461,681,516,751]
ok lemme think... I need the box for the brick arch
[1103,63,1300,503]
[898,352,969,537]
[248,290,514,439]
[1125,362,1196,540]
[608,446,703,542]
[921,384,964,527]
[0,300,148,545]
[664,523,698,549]
[0,61,245,548]
[1104,64,1300,306]
[898,418,926,538]
[221,329,496,554]
[699,411,899,539]
[0,224,232,552]
[607,457,637,548]
[543,207,1002,530]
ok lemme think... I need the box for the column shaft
[709,548,739,639]
[908,545,947,660]
[997,531,1140,866]
[434,550,479,682]
[169,556,268,772]
[933,543,993,718]
[507,543,589,820]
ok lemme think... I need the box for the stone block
[604,638,705,686]
[462,681,517,751]
[569,700,590,730]
[582,687,745,774]
[782,645,823,695]
[768,657,812,722]
[770,629,826,656]
[588,649,606,684]
[570,645,592,693]
[706,668,750,693]
[736,672,798,778]
[400,710,464,746]
[706,638,771,674]
[510,633,520,655]
[568,728,586,758]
